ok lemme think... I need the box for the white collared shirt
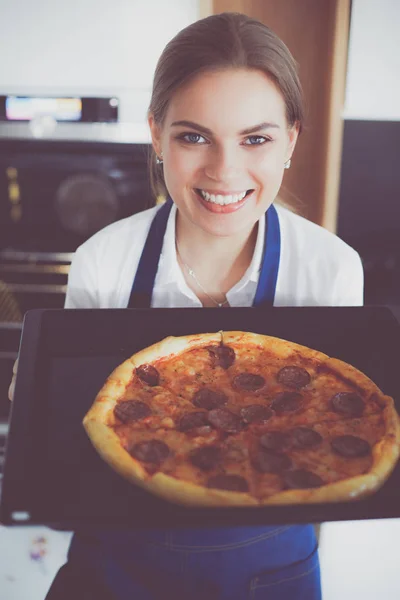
[64,202,364,309]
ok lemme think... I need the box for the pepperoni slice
[190,446,221,471]
[207,474,249,492]
[113,400,152,423]
[131,439,170,463]
[252,449,292,473]
[331,435,371,458]
[207,408,244,433]
[240,405,273,424]
[290,427,323,449]
[179,411,209,432]
[136,364,160,386]
[233,373,265,391]
[207,345,236,369]
[270,391,303,413]
[259,431,290,452]
[192,388,228,410]
[330,392,365,417]
[277,366,311,389]
[283,469,324,489]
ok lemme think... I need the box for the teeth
[200,190,248,205]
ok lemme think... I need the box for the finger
[8,377,15,402]
[12,357,19,376]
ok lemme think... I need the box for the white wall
[2,0,399,124]
[0,0,200,124]
[0,524,72,600]
[344,0,400,121]
[320,519,400,600]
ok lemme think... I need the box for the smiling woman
[44,11,364,600]
[145,14,302,306]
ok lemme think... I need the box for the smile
[195,189,254,205]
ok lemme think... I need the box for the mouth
[194,188,254,206]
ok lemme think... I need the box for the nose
[204,145,242,182]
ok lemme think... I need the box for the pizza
[83,331,400,506]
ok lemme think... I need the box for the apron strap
[127,198,173,308]
[253,203,280,307]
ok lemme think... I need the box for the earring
[156,152,163,165]
[284,158,291,170]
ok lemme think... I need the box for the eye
[179,132,208,144]
[243,136,271,146]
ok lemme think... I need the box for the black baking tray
[1,306,400,528]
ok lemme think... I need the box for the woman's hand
[8,357,18,402]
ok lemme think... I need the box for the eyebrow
[170,120,280,136]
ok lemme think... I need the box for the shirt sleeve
[333,249,364,307]
[64,245,99,309]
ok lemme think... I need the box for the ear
[148,113,163,157]
[286,121,300,162]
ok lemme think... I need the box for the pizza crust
[129,332,222,369]
[221,331,329,363]
[324,356,386,400]
[83,419,149,482]
[83,357,136,424]
[146,472,257,507]
[370,395,400,481]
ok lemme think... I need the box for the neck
[175,210,258,297]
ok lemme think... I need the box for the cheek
[252,152,284,186]
[164,146,200,189]
[162,155,181,196]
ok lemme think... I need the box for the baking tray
[1,306,400,528]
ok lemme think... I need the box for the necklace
[176,243,229,308]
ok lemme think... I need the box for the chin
[194,214,256,239]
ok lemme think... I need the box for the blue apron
[50,198,321,600]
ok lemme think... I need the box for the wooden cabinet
[202,0,350,232]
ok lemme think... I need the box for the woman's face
[149,68,299,238]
